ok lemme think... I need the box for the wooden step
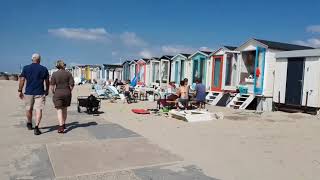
[238,97,248,101]
[230,104,240,109]
[240,94,250,97]
[234,101,245,105]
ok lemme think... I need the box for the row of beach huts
[64,38,320,114]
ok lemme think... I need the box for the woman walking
[51,60,75,133]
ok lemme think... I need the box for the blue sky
[0,0,319,72]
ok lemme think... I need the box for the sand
[1,80,320,180]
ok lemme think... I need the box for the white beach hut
[273,49,320,114]
[170,53,192,85]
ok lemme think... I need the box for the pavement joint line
[55,160,183,179]
[0,136,146,149]
[45,143,57,179]
[44,136,146,146]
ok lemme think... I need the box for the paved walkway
[0,93,217,180]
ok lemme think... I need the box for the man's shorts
[24,95,46,110]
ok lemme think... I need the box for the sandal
[58,126,64,134]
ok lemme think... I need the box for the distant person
[183,78,190,98]
[176,80,188,110]
[124,80,132,103]
[194,78,206,109]
[51,60,75,133]
[18,53,49,135]
[167,82,176,94]
[113,78,119,87]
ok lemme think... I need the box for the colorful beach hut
[206,46,239,105]
[129,60,138,81]
[189,51,212,89]
[122,60,131,82]
[136,58,148,84]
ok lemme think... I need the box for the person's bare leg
[33,109,43,135]
[26,110,32,123]
[35,110,42,127]
[57,109,64,126]
[62,108,67,124]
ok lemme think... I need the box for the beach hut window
[213,58,222,87]
[175,61,179,83]
[180,60,185,80]
[152,62,160,82]
[225,54,233,86]
[193,60,199,82]
[161,61,169,83]
[240,51,255,85]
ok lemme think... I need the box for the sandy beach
[1,80,320,180]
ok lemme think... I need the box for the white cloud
[120,32,147,47]
[139,49,153,58]
[48,28,110,41]
[161,45,195,54]
[293,38,320,48]
[306,25,320,33]
[111,51,118,56]
[199,46,213,51]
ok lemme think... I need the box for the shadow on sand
[40,121,98,134]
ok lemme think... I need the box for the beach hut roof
[160,55,174,60]
[189,50,213,59]
[121,60,131,65]
[223,46,237,51]
[209,46,239,56]
[171,53,192,60]
[275,49,320,58]
[236,38,314,51]
[103,64,122,69]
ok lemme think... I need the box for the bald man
[18,53,49,135]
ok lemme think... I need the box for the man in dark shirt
[18,53,49,135]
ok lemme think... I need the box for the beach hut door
[253,47,266,95]
[211,56,223,91]
[285,58,305,105]
[175,61,179,82]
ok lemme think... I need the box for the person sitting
[167,81,177,94]
[176,80,189,110]
[194,78,206,109]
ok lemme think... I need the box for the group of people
[168,78,207,109]
[18,53,74,135]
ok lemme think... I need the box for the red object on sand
[131,109,150,114]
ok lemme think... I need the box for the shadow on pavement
[41,121,98,134]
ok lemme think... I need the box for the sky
[0,0,319,72]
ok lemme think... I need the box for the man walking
[18,53,49,135]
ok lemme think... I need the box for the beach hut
[136,58,148,84]
[206,46,239,105]
[170,53,191,84]
[70,65,102,83]
[146,57,160,87]
[189,51,212,89]
[122,60,131,81]
[227,38,313,111]
[129,60,138,81]
[273,49,320,114]
[102,64,123,82]
[159,55,173,86]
